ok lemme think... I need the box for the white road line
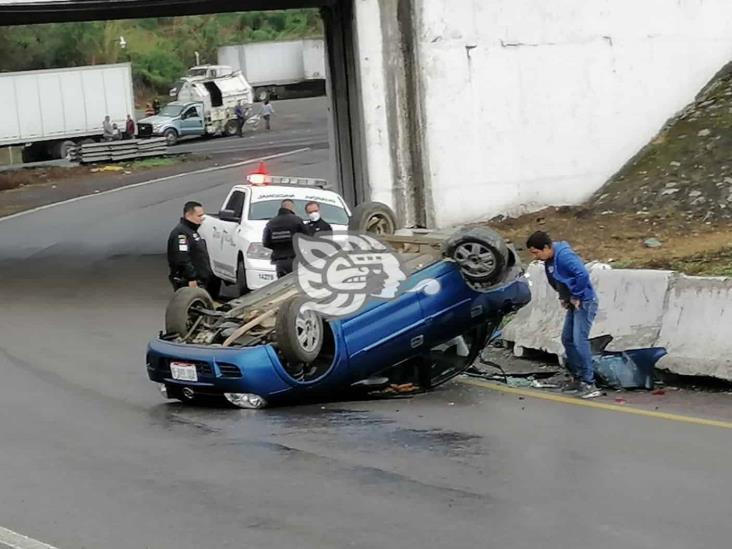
[176,137,326,154]
[0,147,311,224]
[0,526,59,549]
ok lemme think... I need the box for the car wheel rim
[453,242,497,277]
[295,310,321,352]
[365,213,394,234]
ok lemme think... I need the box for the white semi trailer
[218,38,326,101]
[0,63,135,161]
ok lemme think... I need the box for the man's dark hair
[281,199,295,211]
[526,231,552,250]
[305,201,319,212]
[183,201,202,215]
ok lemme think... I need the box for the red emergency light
[246,161,270,185]
[247,173,268,185]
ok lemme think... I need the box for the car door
[180,106,203,136]
[218,189,248,273]
[340,292,426,380]
[203,190,244,281]
[417,262,476,345]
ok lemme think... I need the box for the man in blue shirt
[526,231,601,399]
[234,101,246,137]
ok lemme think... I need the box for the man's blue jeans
[561,300,598,384]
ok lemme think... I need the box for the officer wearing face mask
[304,201,332,237]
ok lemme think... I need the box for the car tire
[224,120,238,137]
[444,227,509,284]
[163,128,178,146]
[348,202,398,235]
[55,140,77,160]
[235,256,249,296]
[165,287,214,336]
[275,296,324,364]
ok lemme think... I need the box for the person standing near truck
[125,114,136,139]
[234,101,246,137]
[262,199,307,278]
[526,231,601,399]
[262,99,274,130]
[102,115,115,141]
[167,201,217,297]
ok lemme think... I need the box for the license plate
[259,273,274,281]
[170,361,198,382]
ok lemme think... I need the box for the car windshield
[188,68,207,77]
[159,104,184,117]
[250,199,349,225]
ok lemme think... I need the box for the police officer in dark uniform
[304,201,332,237]
[167,201,216,294]
[262,199,307,278]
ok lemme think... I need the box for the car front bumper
[146,338,294,399]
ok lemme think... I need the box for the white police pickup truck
[199,174,397,294]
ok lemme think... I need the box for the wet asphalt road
[0,149,731,548]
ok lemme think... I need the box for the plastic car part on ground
[472,336,668,391]
[592,348,667,390]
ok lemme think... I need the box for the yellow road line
[459,378,732,430]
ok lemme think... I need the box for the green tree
[0,10,324,93]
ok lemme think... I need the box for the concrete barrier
[502,263,565,357]
[593,268,673,352]
[503,263,672,356]
[503,263,732,381]
[655,275,732,381]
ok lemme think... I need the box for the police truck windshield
[250,200,349,225]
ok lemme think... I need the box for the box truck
[0,63,135,161]
[218,38,326,101]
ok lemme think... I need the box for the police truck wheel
[165,287,214,336]
[444,227,508,284]
[163,128,178,146]
[235,257,249,296]
[275,296,323,365]
[348,202,398,235]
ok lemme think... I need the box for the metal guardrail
[70,138,168,164]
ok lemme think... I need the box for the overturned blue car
[146,226,531,408]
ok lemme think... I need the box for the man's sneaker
[577,382,601,399]
[560,379,580,393]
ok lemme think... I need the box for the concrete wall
[353,0,425,227]
[355,0,732,227]
[504,263,732,381]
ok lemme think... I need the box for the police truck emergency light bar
[246,174,329,189]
